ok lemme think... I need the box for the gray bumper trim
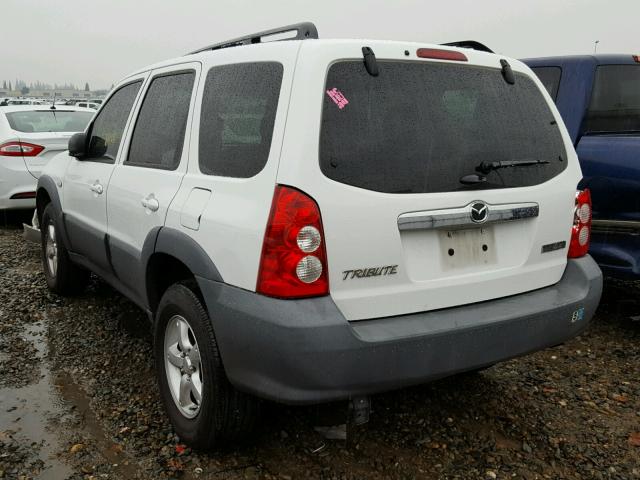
[198,256,602,405]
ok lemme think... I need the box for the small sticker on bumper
[571,307,585,324]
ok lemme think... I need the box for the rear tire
[154,282,260,449]
[41,203,89,295]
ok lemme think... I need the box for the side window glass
[585,65,640,134]
[126,71,195,170]
[531,67,562,101]
[199,62,283,178]
[87,81,142,162]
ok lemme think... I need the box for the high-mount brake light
[568,189,592,258]
[416,48,468,62]
[0,141,44,157]
[257,185,329,298]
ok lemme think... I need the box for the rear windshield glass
[531,66,562,100]
[6,110,93,133]
[320,61,567,194]
[584,65,640,134]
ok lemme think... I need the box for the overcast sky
[2,0,638,90]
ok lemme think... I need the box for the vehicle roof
[0,105,95,114]
[522,54,638,66]
[123,38,522,81]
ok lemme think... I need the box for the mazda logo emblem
[470,202,489,223]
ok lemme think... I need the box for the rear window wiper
[476,159,550,175]
[460,159,551,185]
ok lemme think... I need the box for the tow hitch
[23,209,40,244]
[349,396,371,426]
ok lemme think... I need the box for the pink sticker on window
[326,87,349,109]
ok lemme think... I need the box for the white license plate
[439,227,497,269]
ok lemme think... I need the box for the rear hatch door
[278,42,583,321]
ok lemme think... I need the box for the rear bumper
[198,256,602,405]
[0,197,35,210]
[0,163,37,210]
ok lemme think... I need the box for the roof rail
[188,22,318,55]
[441,41,494,53]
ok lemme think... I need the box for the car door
[106,64,199,300]
[63,77,146,273]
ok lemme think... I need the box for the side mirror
[68,132,88,159]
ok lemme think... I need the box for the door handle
[141,194,159,212]
[90,181,103,195]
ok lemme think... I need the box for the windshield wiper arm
[476,159,550,175]
[460,158,552,185]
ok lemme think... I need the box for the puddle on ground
[0,315,141,479]
[54,373,141,478]
[0,320,74,479]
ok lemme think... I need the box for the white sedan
[0,105,94,210]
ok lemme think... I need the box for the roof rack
[441,41,494,53]
[188,22,318,55]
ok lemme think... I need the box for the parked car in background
[35,24,602,449]
[76,101,99,110]
[88,98,104,105]
[523,54,640,279]
[5,99,45,106]
[0,105,94,210]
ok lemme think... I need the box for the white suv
[35,23,602,449]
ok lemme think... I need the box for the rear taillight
[568,189,592,258]
[0,141,44,157]
[416,48,468,62]
[257,185,329,298]
[10,191,36,199]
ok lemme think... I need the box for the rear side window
[199,62,283,178]
[6,110,93,133]
[127,71,195,170]
[584,65,640,134]
[531,66,562,100]
[320,61,566,194]
[87,81,142,163]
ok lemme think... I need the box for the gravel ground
[1,220,639,480]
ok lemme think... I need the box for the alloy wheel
[45,223,58,277]
[164,315,203,418]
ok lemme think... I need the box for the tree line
[2,80,93,95]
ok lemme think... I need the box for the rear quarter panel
[163,42,301,290]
